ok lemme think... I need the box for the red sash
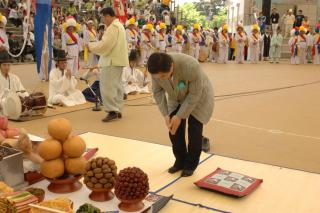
[0,37,4,44]
[192,32,199,42]
[237,32,243,38]
[252,34,258,42]
[143,32,150,42]
[222,32,228,41]
[291,37,298,54]
[129,29,136,36]
[175,34,181,40]
[67,31,78,44]
[299,35,306,42]
[88,28,96,37]
[159,32,164,40]
[312,36,320,56]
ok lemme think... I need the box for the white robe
[172,33,184,53]
[155,31,167,52]
[83,28,98,67]
[126,28,138,53]
[235,31,247,63]
[218,32,229,63]
[189,32,201,60]
[0,73,29,113]
[314,34,320,64]
[249,33,262,63]
[141,32,154,65]
[62,32,82,75]
[122,66,149,95]
[48,68,86,107]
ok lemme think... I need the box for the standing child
[235,24,247,64]
[140,23,155,65]
[190,23,202,60]
[262,28,271,61]
[270,27,283,63]
[156,22,167,53]
[125,17,139,55]
[83,20,98,68]
[218,25,229,63]
[298,26,308,64]
[306,28,315,63]
[172,25,184,53]
[289,27,300,65]
[313,26,320,64]
[249,24,261,64]
[62,16,82,75]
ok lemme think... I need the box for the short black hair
[147,53,173,74]
[100,7,116,17]
[129,50,139,62]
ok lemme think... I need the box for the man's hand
[128,81,132,85]
[169,115,181,135]
[164,115,171,130]
[66,69,72,79]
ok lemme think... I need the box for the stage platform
[31,132,320,213]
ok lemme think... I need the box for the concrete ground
[7,61,320,174]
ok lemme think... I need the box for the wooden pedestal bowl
[46,174,82,193]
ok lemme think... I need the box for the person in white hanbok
[83,20,98,68]
[249,24,262,64]
[48,50,86,107]
[235,24,247,64]
[270,27,283,63]
[189,23,202,60]
[62,17,82,75]
[122,50,149,95]
[140,23,155,65]
[313,28,320,64]
[0,51,29,113]
[125,17,139,55]
[218,25,230,64]
[0,14,9,52]
[172,25,184,53]
[155,22,167,53]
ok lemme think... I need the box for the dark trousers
[169,107,203,171]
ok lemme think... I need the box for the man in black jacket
[270,7,279,35]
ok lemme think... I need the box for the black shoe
[202,137,210,153]
[102,112,121,122]
[168,166,183,174]
[181,169,194,177]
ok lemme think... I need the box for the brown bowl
[87,187,114,202]
[46,174,82,194]
[118,198,145,212]
[25,187,45,202]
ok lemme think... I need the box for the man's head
[57,60,68,70]
[288,9,293,15]
[0,51,12,76]
[100,7,116,27]
[214,27,218,33]
[298,10,302,15]
[129,50,139,68]
[147,53,173,80]
[272,7,276,13]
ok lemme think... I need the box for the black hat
[54,50,71,61]
[0,51,13,63]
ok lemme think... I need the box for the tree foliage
[180,0,227,29]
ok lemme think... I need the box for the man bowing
[147,52,214,177]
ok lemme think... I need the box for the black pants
[169,107,203,171]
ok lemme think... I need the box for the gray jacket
[152,53,214,124]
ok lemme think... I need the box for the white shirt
[164,15,171,26]
[0,72,29,98]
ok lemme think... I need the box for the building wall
[227,0,320,30]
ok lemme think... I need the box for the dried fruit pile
[84,157,117,189]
